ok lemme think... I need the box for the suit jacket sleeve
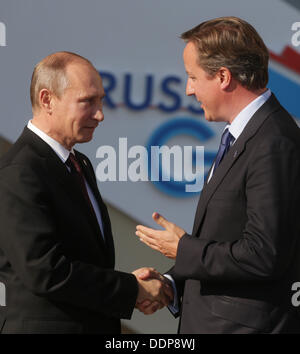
[0,162,138,319]
[173,135,300,282]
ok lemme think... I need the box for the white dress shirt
[27,120,105,240]
[207,89,271,183]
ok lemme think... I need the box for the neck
[225,87,267,124]
[31,116,73,151]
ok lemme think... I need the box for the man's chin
[204,114,212,121]
[78,133,94,143]
[204,112,217,122]
[202,109,211,121]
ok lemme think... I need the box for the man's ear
[218,67,232,90]
[39,89,53,115]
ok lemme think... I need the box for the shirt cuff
[164,274,179,315]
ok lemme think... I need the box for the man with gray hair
[0,51,172,334]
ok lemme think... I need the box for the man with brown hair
[0,51,172,333]
[136,17,300,333]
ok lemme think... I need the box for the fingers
[133,267,173,301]
[152,212,170,230]
[155,281,172,307]
[135,277,169,306]
[132,267,167,284]
[162,282,174,303]
[132,267,156,280]
[133,268,173,312]
[143,269,165,282]
[136,230,177,259]
[152,212,186,239]
[137,269,153,280]
[136,214,185,246]
[137,299,151,308]
[136,300,163,315]
[136,231,161,252]
[159,290,172,307]
[134,278,173,315]
[136,225,162,240]
[135,219,167,254]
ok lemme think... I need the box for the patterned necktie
[66,153,96,217]
[212,128,235,175]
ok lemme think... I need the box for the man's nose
[186,80,194,96]
[93,108,104,122]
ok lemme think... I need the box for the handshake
[132,267,174,315]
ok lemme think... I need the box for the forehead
[66,62,104,95]
[183,42,211,79]
[183,41,198,65]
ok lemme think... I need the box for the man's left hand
[136,212,186,259]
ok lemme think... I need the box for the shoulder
[0,137,48,193]
[252,104,300,156]
[1,143,45,171]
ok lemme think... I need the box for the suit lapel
[21,128,110,257]
[74,151,115,265]
[192,94,281,236]
[47,152,109,251]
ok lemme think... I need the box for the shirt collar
[27,120,74,163]
[228,89,271,141]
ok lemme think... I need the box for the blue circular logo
[146,117,216,197]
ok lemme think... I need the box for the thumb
[152,212,170,230]
[137,269,152,280]
[136,267,157,280]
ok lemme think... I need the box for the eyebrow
[79,92,106,101]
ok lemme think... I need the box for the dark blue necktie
[212,128,235,175]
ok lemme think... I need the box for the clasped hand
[132,267,173,315]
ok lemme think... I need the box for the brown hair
[181,17,269,90]
[30,51,93,111]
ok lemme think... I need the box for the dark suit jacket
[169,94,300,333]
[0,127,138,334]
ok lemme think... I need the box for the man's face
[183,41,223,122]
[51,62,105,150]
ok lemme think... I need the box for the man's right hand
[132,267,174,315]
